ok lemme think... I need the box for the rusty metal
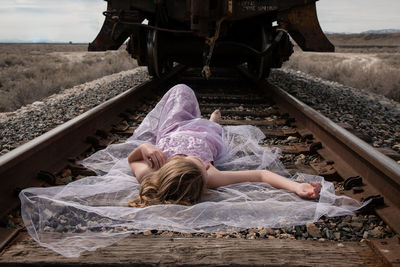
[202,15,229,79]
[90,0,332,78]
[0,65,185,222]
[0,227,20,253]
[89,2,137,51]
[309,161,339,181]
[344,176,363,190]
[277,3,334,52]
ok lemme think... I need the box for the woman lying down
[19,84,366,257]
[128,110,321,207]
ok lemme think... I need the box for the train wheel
[146,29,173,77]
[146,29,160,77]
[247,26,272,80]
[247,59,270,80]
[127,28,147,66]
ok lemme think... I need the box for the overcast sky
[0,0,399,43]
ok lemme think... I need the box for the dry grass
[2,34,399,111]
[0,44,138,112]
[283,50,400,101]
[283,33,400,102]
[326,33,400,46]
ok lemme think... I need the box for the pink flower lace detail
[157,133,214,163]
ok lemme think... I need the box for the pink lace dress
[128,84,227,163]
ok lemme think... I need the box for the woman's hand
[140,144,167,170]
[295,182,321,199]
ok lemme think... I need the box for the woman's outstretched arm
[205,166,321,199]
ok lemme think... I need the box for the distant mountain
[361,29,400,34]
[324,31,353,34]
[324,31,351,35]
[0,38,27,43]
[0,38,54,43]
[0,38,80,43]
[325,29,400,35]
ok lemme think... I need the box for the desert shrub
[0,93,11,112]
[376,53,400,68]
[0,56,25,68]
[283,51,400,102]
[0,44,138,112]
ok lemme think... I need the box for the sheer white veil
[19,85,365,257]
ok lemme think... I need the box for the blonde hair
[129,157,205,207]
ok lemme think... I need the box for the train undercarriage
[89,0,334,79]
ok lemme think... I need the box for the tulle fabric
[20,84,365,257]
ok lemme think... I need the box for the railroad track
[0,66,399,266]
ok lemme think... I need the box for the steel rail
[0,67,398,265]
[0,65,185,245]
[240,68,400,234]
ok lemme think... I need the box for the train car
[89,0,334,79]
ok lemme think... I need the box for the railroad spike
[343,176,363,190]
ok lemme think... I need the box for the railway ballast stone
[269,68,400,153]
[0,67,150,156]
[306,222,321,238]
[1,67,397,243]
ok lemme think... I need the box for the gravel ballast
[269,68,400,156]
[0,67,150,156]
[1,67,397,242]
[2,67,398,157]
